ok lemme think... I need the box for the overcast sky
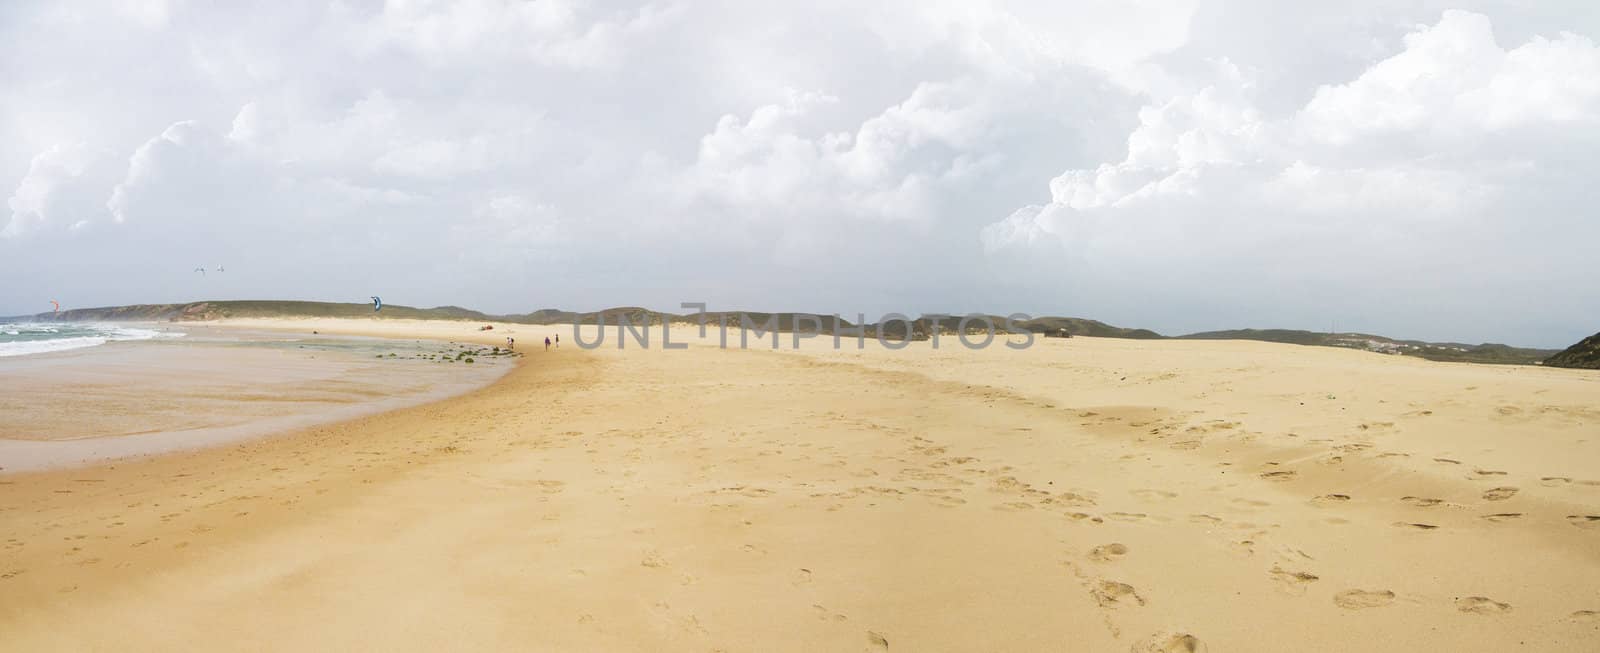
[4,1,1598,346]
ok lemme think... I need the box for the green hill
[4,301,1561,366]
[32,301,496,323]
[1544,332,1600,369]
[1017,316,1163,339]
[1178,329,1557,365]
[1179,328,1334,346]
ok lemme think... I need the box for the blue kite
[371,296,383,312]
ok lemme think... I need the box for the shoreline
[0,321,517,474]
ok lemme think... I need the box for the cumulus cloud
[1299,11,1600,141]
[982,11,1600,342]
[3,144,118,237]
[108,121,238,225]
[352,0,675,69]
[676,87,946,223]
[0,1,1596,345]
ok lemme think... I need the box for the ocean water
[0,322,185,357]
[0,324,515,472]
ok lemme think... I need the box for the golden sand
[1,318,1597,651]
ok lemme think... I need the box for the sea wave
[0,336,110,357]
[0,323,185,358]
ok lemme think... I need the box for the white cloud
[108,121,237,225]
[982,10,1600,343]
[1,2,1597,345]
[4,144,118,237]
[858,0,1199,91]
[676,87,955,223]
[989,11,1600,238]
[352,0,674,69]
[1299,10,1600,144]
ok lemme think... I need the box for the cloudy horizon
[4,1,1598,348]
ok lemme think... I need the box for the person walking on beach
[544,336,551,351]
[554,334,559,348]
[506,336,514,350]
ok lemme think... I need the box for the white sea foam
[0,323,185,358]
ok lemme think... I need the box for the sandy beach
[2,318,1598,651]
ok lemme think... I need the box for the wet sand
[1,318,1597,651]
[0,326,510,472]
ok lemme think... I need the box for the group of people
[505,334,559,351]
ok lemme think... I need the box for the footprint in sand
[1468,469,1508,480]
[810,604,848,622]
[1091,580,1146,608]
[1259,471,1297,482]
[1131,489,1178,501]
[1480,513,1523,523]
[1569,610,1599,623]
[1105,512,1148,522]
[1392,522,1439,531]
[1481,487,1519,501]
[1054,492,1098,507]
[1400,496,1442,507]
[1541,476,1572,486]
[867,631,890,650]
[1333,589,1396,609]
[1088,543,1129,562]
[1311,494,1351,507]
[993,476,1027,492]
[1433,458,1461,465]
[1567,515,1600,530]
[1131,632,1206,653]
[1269,566,1320,595]
[640,551,669,568]
[1455,596,1512,615]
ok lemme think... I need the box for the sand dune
[1,318,1597,651]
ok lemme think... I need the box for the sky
[3,1,1599,347]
